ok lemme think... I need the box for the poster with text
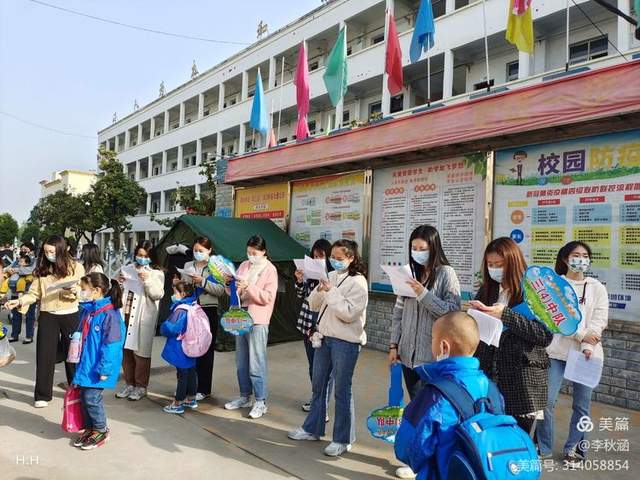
[370,156,488,300]
[234,182,289,230]
[494,130,640,322]
[290,172,366,249]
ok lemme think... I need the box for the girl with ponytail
[69,272,126,450]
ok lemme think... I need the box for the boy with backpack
[394,311,540,480]
[161,281,212,414]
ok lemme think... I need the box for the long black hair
[247,235,268,259]
[332,239,366,277]
[34,235,76,279]
[81,243,104,272]
[555,241,592,276]
[81,272,123,309]
[311,238,333,273]
[408,225,450,290]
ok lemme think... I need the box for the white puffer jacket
[546,276,608,361]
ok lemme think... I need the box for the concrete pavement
[1,319,638,479]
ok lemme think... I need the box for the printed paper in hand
[121,265,144,295]
[293,259,307,281]
[563,349,603,389]
[380,265,416,298]
[45,279,79,294]
[303,256,328,281]
[177,265,197,279]
[467,308,503,347]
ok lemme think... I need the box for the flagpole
[565,0,570,71]
[427,54,431,106]
[481,0,491,92]
[276,55,285,144]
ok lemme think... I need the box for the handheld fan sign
[207,255,254,335]
[366,363,404,444]
[513,266,582,336]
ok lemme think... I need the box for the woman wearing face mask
[471,237,553,435]
[5,235,85,408]
[537,241,608,466]
[115,241,165,401]
[389,225,461,479]
[224,235,278,420]
[288,240,368,458]
[174,236,224,401]
[80,243,104,274]
[294,238,334,412]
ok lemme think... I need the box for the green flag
[323,27,348,107]
[636,0,640,39]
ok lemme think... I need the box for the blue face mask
[193,251,209,262]
[135,256,151,266]
[171,294,180,303]
[411,250,430,266]
[330,258,350,272]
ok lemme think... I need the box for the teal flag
[250,69,268,136]
[323,27,348,107]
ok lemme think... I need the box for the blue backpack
[428,377,541,480]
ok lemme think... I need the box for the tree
[0,213,19,246]
[151,158,216,228]
[20,222,41,246]
[92,149,147,242]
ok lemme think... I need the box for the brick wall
[365,294,640,411]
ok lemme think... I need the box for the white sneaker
[128,387,147,401]
[324,442,352,457]
[224,396,252,410]
[115,384,135,399]
[34,400,48,408]
[195,393,207,402]
[301,400,311,412]
[287,427,319,441]
[248,400,268,419]
[395,466,417,479]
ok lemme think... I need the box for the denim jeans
[11,303,35,339]
[236,324,269,401]
[81,387,107,432]
[538,358,593,456]
[303,336,360,445]
[176,367,197,402]
[303,337,334,410]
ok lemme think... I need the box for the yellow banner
[234,182,289,230]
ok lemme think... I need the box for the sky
[0,0,320,223]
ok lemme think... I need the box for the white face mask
[45,252,56,263]
[411,250,430,266]
[568,257,590,273]
[248,253,264,264]
[488,267,504,284]
[78,289,93,303]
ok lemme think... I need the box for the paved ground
[1,315,638,479]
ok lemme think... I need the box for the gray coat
[390,265,461,368]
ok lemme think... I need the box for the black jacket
[474,289,553,416]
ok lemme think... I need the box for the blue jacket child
[72,297,126,390]
[394,357,494,480]
[161,295,198,369]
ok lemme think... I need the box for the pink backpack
[62,386,84,432]
[176,304,212,358]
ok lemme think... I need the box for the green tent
[155,215,307,349]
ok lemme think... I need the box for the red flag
[294,42,311,140]
[267,128,277,148]
[385,12,404,96]
[296,116,310,141]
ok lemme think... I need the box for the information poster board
[234,182,289,230]
[290,172,366,249]
[369,156,487,299]
[494,130,640,322]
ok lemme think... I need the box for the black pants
[176,367,197,402]
[35,311,78,401]
[402,365,426,401]
[196,306,218,396]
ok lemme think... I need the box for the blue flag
[250,69,268,136]
[410,0,435,63]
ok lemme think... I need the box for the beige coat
[121,267,165,358]
[19,262,85,313]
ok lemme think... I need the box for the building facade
[39,170,97,199]
[97,0,640,409]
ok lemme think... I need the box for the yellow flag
[506,0,534,54]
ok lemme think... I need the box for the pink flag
[294,42,311,141]
[267,128,277,148]
[512,0,532,15]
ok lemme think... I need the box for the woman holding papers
[288,239,368,458]
[224,235,278,420]
[472,237,553,435]
[115,241,165,401]
[5,235,85,408]
[388,225,460,480]
[538,241,608,465]
[293,238,333,412]
[175,236,224,401]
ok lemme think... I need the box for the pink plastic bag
[62,386,84,433]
